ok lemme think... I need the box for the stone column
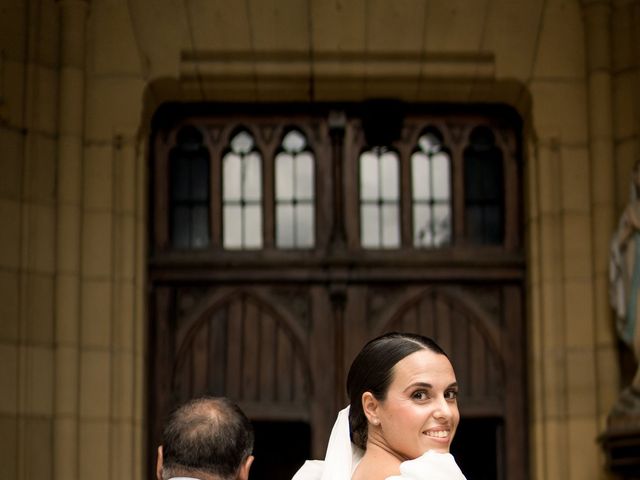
[54,1,88,479]
[581,0,618,419]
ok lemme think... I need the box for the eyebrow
[403,382,459,393]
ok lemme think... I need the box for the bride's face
[367,349,459,459]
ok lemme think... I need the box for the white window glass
[295,152,314,200]
[359,152,379,200]
[244,152,262,201]
[296,204,314,248]
[276,204,295,248]
[244,205,263,249]
[380,151,399,200]
[275,129,315,249]
[382,204,400,247]
[412,130,451,248]
[223,154,242,201]
[361,204,380,248]
[223,130,263,249]
[276,154,294,201]
[359,148,400,249]
[432,152,450,200]
[224,205,242,249]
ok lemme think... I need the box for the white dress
[292,406,466,480]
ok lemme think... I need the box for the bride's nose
[433,395,453,420]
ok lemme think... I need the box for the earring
[372,419,379,426]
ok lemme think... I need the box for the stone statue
[609,160,640,422]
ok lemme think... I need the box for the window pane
[381,204,400,247]
[380,151,399,200]
[223,205,242,248]
[171,206,190,248]
[283,130,306,153]
[296,204,314,248]
[295,152,314,200]
[483,206,503,244]
[433,204,451,246]
[231,130,254,155]
[171,157,190,201]
[244,205,263,248]
[465,206,483,244]
[276,204,294,248]
[191,156,209,201]
[191,206,210,248]
[276,153,294,201]
[361,204,380,248]
[413,204,431,247]
[419,132,441,154]
[360,152,379,200]
[223,154,241,201]
[244,152,262,201]
[411,152,430,200]
[432,153,450,200]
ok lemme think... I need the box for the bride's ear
[361,392,380,424]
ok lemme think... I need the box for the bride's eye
[444,389,458,401]
[412,390,429,401]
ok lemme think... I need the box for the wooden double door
[148,102,527,479]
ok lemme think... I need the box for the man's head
[157,397,254,480]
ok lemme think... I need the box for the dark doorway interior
[251,420,311,480]
[450,417,503,480]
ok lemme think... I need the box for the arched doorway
[147,102,527,479]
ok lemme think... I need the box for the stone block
[484,0,545,79]
[560,146,590,213]
[24,345,54,416]
[0,270,19,341]
[84,77,145,142]
[3,60,26,128]
[55,345,79,416]
[26,202,55,274]
[30,65,58,135]
[23,418,53,480]
[0,198,21,269]
[246,0,310,52]
[25,133,56,201]
[0,415,17,478]
[0,345,17,414]
[84,144,114,210]
[82,210,113,278]
[79,350,111,419]
[566,348,598,417]
[88,2,142,76]
[567,417,600,479]
[531,80,589,145]
[561,212,592,280]
[79,420,109,480]
[564,279,595,349]
[533,0,585,79]
[25,272,54,344]
[81,279,112,348]
[0,126,23,199]
[311,0,366,51]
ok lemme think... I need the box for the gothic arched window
[275,129,315,249]
[359,147,400,248]
[464,126,504,245]
[411,129,452,247]
[222,129,263,249]
[169,125,211,249]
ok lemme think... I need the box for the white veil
[291,406,363,480]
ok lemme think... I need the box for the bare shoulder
[352,456,400,480]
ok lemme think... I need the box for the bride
[292,332,466,480]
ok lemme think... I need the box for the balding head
[157,397,254,480]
